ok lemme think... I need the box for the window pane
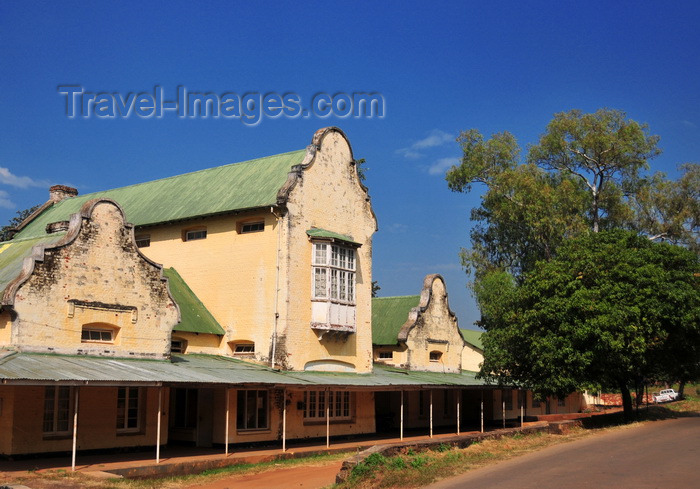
[331,246,339,267]
[338,248,347,269]
[330,269,338,299]
[314,243,327,265]
[309,391,316,418]
[348,274,354,302]
[314,268,327,298]
[339,271,347,301]
[347,249,355,270]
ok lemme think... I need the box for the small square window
[135,235,150,248]
[240,221,264,233]
[185,229,207,241]
[429,351,442,362]
[171,339,186,353]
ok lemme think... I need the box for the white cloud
[681,120,698,129]
[0,167,51,189]
[0,190,16,209]
[428,157,460,176]
[396,129,454,159]
[385,223,408,233]
[412,129,454,149]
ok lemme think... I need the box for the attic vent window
[135,235,150,248]
[81,327,114,343]
[184,229,207,241]
[232,342,255,355]
[429,351,442,362]
[240,221,264,233]
[171,339,187,353]
[46,221,70,234]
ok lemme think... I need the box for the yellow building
[0,127,584,459]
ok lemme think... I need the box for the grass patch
[5,451,350,489]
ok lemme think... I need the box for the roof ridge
[59,148,306,202]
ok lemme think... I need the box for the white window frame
[311,242,356,304]
[303,390,352,421]
[116,386,142,433]
[378,351,393,360]
[233,343,255,355]
[81,327,114,343]
[43,386,73,435]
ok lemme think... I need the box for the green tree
[479,231,699,419]
[0,205,40,241]
[632,163,699,252]
[527,108,661,233]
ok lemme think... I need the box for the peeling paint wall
[11,201,178,358]
[276,130,376,373]
[404,277,463,373]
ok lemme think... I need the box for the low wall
[336,422,557,483]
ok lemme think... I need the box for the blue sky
[1,1,698,329]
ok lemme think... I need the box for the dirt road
[183,459,344,489]
[429,416,700,489]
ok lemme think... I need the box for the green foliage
[527,108,661,232]
[436,443,451,452]
[0,205,40,241]
[480,230,699,418]
[354,157,368,182]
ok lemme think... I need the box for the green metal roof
[460,329,484,350]
[0,351,490,388]
[0,234,66,297]
[163,267,225,335]
[14,150,307,240]
[306,228,360,246]
[371,295,420,346]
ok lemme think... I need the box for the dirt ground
[182,460,344,489]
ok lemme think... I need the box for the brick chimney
[49,185,78,203]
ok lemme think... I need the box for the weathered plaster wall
[461,344,483,372]
[11,200,178,358]
[277,129,376,372]
[0,309,11,345]
[404,276,464,373]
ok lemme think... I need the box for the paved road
[429,416,700,489]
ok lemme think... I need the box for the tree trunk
[678,380,686,400]
[620,381,634,421]
[635,380,645,408]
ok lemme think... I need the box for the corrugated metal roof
[306,228,360,246]
[13,150,306,240]
[0,233,66,296]
[371,295,420,345]
[0,352,490,388]
[163,267,225,335]
[460,329,484,350]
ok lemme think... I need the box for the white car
[653,389,679,403]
